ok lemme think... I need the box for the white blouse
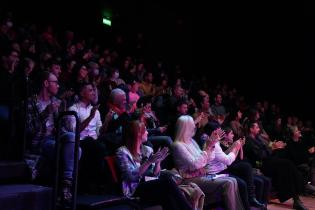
[68,102,102,140]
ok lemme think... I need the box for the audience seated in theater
[2,12,315,209]
[172,115,244,210]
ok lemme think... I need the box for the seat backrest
[104,156,119,184]
[104,156,163,210]
[104,155,124,195]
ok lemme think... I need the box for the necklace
[220,141,231,148]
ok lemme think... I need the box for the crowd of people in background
[1,11,315,210]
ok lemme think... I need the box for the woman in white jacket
[172,115,244,210]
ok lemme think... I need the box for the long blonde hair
[174,115,195,143]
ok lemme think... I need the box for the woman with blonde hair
[172,115,244,210]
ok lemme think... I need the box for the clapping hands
[237,137,246,146]
[209,128,225,142]
[205,128,225,149]
[148,147,169,164]
[271,140,286,150]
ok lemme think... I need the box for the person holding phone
[67,82,107,191]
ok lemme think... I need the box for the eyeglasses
[48,80,59,85]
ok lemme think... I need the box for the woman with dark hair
[116,120,193,210]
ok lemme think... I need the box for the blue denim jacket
[116,145,155,197]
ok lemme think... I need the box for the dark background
[1,0,313,120]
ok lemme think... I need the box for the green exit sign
[102,18,112,26]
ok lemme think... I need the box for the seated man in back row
[26,71,80,203]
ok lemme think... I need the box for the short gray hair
[109,88,125,103]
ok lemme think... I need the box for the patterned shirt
[116,145,155,197]
[26,95,60,153]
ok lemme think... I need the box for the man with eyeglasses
[26,71,80,205]
[48,60,75,105]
